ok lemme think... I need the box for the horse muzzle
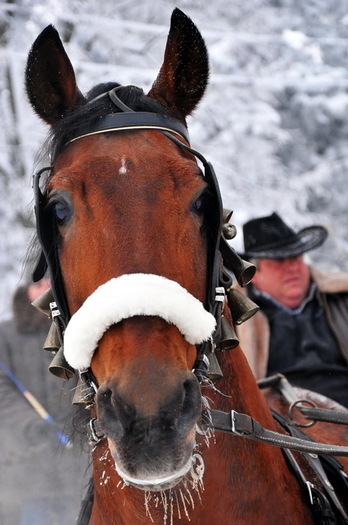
[112,452,205,491]
[96,371,202,491]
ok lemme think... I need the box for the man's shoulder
[310,265,348,294]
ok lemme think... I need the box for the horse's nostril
[97,375,200,442]
[102,388,112,400]
[183,379,194,410]
[181,377,201,420]
[159,377,201,434]
[98,387,114,419]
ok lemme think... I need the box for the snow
[1,0,348,318]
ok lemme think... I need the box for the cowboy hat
[242,212,328,259]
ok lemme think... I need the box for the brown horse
[25,9,348,525]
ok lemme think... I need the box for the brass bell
[222,223,237,240]
[49,347,75,380]
[220,240,256,287]
[218,315,240,351]
[222,209,237,240]
[206,351,223,381]
[43,322,61,352]
[227,288,259,325]
[233,258,256,288]
[223,209,233,224]
[31,288,54,316]
[72,378,96,406]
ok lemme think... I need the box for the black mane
[49,82,172,162]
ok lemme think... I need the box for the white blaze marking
[119,157,127,175]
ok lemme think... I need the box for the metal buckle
[215,287,225,303]
[306,481,315,505]
[230,410,254,436]
[88,418,104,445]
[79,369,98,408]
[80,369,98,393]
[49,301,61,318]
[231,410,238,434]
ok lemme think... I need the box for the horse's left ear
[25,25,85,125]
[148,9,209,120]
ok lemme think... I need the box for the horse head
[26,9,219,492]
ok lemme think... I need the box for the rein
[202,408,348,457]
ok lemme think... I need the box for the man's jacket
[237,266,348,380]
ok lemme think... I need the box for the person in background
[238,212,348,408]
[0,278,88,525]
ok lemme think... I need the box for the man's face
[251,256,311,309]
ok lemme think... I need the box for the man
[0,279,88,525]
[238,212,348,407]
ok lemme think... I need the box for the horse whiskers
[99,469,111,487]
[203,379,232,399]
[144,491,155,523]
[196,396,216,446]
[178,490,189,522]
[141,454,205,525]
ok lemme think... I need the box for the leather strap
[69,111,190,144]
[203,409,348,457]
[273,410,348,523]
[297,406,348,426]
[258,374,348,426]
[75,477,94,525]
[282,448,336,525]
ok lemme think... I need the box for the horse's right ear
[148,9,209,121]
[25,25,85,125]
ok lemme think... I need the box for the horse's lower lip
[115,458,193,491]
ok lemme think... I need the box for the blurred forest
[1,0,348,318]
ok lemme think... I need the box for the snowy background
[1,0,348,319]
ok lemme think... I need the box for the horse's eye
[192,197,204,214]
[52,200,71,226]
[191,190,210,216]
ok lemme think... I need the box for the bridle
[32,86,348,524]
[32,85,256,389]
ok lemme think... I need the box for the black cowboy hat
[242,212,328,259]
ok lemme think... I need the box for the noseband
[64,273,216,371]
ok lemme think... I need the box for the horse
[25,9,348,525]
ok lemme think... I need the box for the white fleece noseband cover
[64,273,216,370]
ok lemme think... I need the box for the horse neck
[209,345,277,426]
[195,346,314,523]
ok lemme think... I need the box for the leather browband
[69,112,190,144]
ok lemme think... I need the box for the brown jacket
[237,266,348,380]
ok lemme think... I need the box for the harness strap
[258,374,348,426]
[75,477,94,525]
[202,409,348,457]
[282,447,336,525]
[69,112,190,144]
[273,410,348,524]
[296,406,348,426]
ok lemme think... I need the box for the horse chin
[114,457,194,492]
[107,439,198,492]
